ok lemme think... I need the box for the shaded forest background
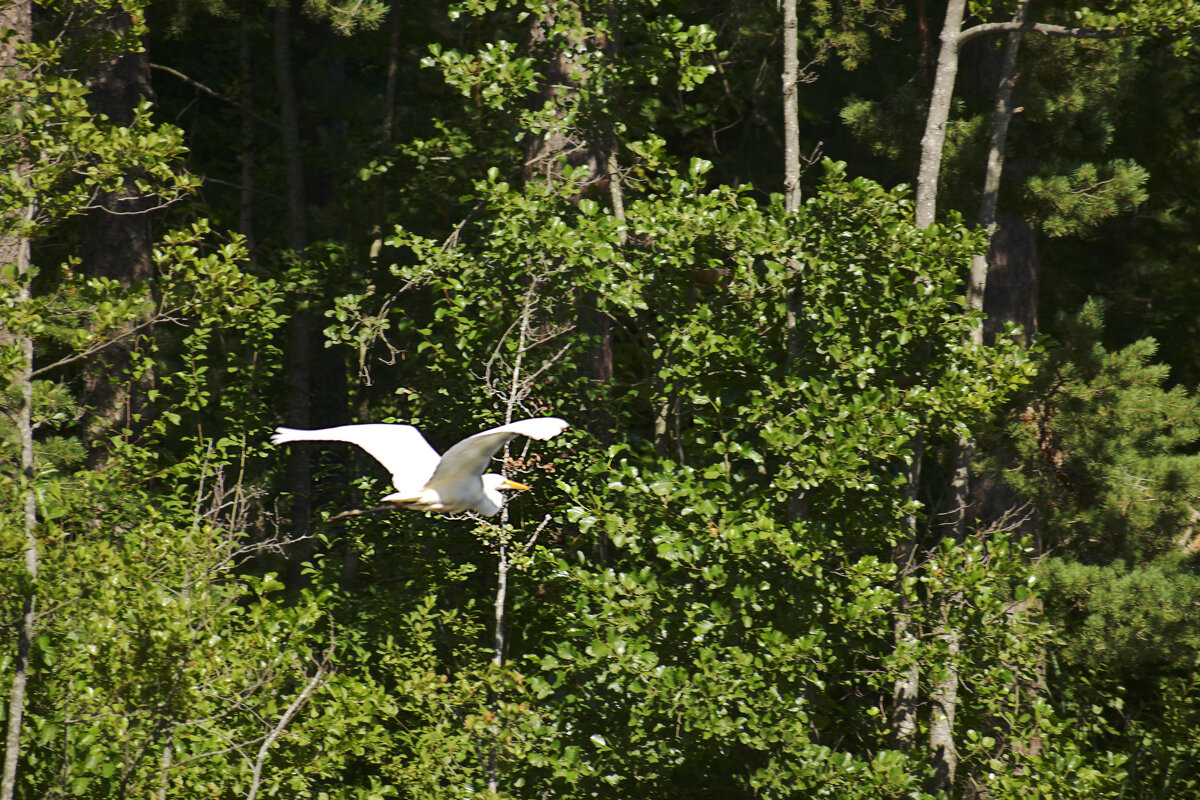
[3,0,1200,797]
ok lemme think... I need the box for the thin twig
[326,504,403,522]
[517,513,554,557]
[31,315,184,377]
[150,63,282,131]
[245,654,331,800]
[202,175,286,202]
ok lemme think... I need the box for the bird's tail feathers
[382,491,423,505]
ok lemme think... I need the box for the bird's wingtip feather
[526,416,569,439]
[270,427,299,446]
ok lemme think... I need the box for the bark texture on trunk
[967,0,1029,331]
[982,213,1038,344]
[781,0,801,212]
[781,0,807,520]
[915,0,967,229]
[1,8,37,797]
[929,620,961,794]
[891,613,920,749]
[522,1,603,186]
[911,12,968,770]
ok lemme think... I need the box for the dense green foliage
[3,0,1200,797]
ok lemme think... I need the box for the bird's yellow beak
[500,478,531,491]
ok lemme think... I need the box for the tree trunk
[892,429,925,751]
[523,2,613,439]
[522,1,603,186]
[781,0,801,212]
[0,6,37,796]
[915,0,967,229]
[910,2,972,787]
[781,0,809,520]
[274,0,312,542]
[370,0,403,259]
[929,618,962,794]
[948,0,1030,540]
[0,327,36,800]
[0,231,38,800]
[982,214,1038,344]
[79,4,157,460]
[239,14,257,256]
[891,613,920,750]
[968,0,1028,329]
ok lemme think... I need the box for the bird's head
[478,473,531,514]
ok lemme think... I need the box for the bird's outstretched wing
[430,417,569,487]
[271,424,442,493]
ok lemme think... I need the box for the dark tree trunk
[79,5,157,460]
[240,14,257,256]
[274,0,313,545]
[522,1,603,186]
[522,1,613,439]
[982,213,1038,344]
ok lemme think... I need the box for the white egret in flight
[271,417,568,516]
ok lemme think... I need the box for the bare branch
[245,657,331,800]
[956,20,1129,47]
[202,175,286,202]
[31,314,183,377]
[516,513,554,557]
[79,194,187,216]
[150,63,282,131]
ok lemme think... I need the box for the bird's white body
[271,417,568,516]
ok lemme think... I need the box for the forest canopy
[3,0,1200,797]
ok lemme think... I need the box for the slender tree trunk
[915,0,967,228]
[781,0,801,212]
[370,0,403,259]
[240,14,257,256]
[0,327,36,800]
[483,289,539,796]
[486,538,509,794]
[0,229,37,800]
[1,7,37,796]
[910,2,971,788]
[781,0,809,520]
[968,0,1028,327]
[948,0,1030,541]
[891,615,920,749]
[929,615,962,794]
[890,530,920,750]
[156,737,172,800]
[892,428,925,750]
[964,21,1041,784]
[274,0,312,541]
